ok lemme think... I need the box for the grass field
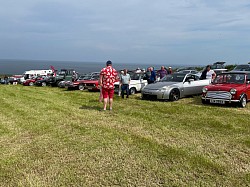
[0,85,249,186]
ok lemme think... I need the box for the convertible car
[141,73,211,101]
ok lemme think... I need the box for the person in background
[4,75,8,84]
[167,67,173,74]
[98,78,103,102]
[205,65,216,81]
[145,67,151,84]
[200,65,216,81]
[118,70,124,96]
[149,67,156,84]
[120,69,131,99]
[157,66,167,79]
[99,60,118,111]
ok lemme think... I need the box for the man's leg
[102,88,108,110]
[109,98,113,110]
[108,89,114,110]
[126,85,129,98]
[103,98,108,110]
[121,85,125,98]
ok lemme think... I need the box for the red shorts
[102,88,114,99]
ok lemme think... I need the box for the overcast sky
[0,0,250,65]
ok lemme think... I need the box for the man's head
[106,60,112,66]
[161,66,165,70]
[123,69,127,74]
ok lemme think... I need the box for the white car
[114,72,148,95]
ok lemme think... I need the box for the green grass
[0,85,250,186]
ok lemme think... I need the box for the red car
[65,75,100,90]
[84,79,100,91]
[201,72,250,107]
[23,77,43,86]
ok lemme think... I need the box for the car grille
[142,94,157,100]
[206,91,232,99]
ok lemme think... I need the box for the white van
[20,69,53,83]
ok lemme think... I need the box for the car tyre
[169,89,180,101]
[239,95,247,108]
[42,82,47,87]
[29,82,34,86]
[130,87,136,95]
[79,84,85,91]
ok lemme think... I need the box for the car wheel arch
[239,94,247,108]
[169,88,180,101]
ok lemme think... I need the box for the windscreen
[214,74,245,84]
[160,74,185,82]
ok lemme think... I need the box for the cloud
[1,0,250,64]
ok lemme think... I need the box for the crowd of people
[97,61,217,111]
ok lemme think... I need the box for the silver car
[141,73,211,101]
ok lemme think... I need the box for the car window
[214,74,245,84]
[160,74,185,82]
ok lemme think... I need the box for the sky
[0,0,250,66]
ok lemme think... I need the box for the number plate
[210,99,225,104]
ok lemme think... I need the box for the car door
[140,73,148,90]
[183,74,206,96]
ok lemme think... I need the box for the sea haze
[0,59,191,75]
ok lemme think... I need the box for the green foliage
[225,64,237,71]
[0,85,249,186]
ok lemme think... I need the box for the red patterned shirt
[100,66,118,89]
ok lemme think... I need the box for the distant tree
[225,64,237,71]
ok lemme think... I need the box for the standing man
[99,60,118,110]
[149,67,156,84]
[157,66,167,79]
[120,69,131,99]
[167,67,173,74]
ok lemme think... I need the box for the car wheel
[79,84,85,91]
[239,95,247,108]
[29,82,34,86]
[42,82,47,87]
[169,89,180,101]
[130,87,136,95]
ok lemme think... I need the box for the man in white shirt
[120,69,131,98]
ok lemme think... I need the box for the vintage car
[84,79,100,91]
[65,74,99,90]
[201,72,250,107]
[23,77,43,86]
[141,73,211,101]
[114,71,148,95]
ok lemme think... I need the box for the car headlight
[230,88,237,95]
[159,86,169,92]
[202,87,208,93]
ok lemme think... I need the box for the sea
[0,59,194,75]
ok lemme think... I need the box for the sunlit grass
[0,85,249,186]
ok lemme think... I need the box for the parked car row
[2,63,250,108]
